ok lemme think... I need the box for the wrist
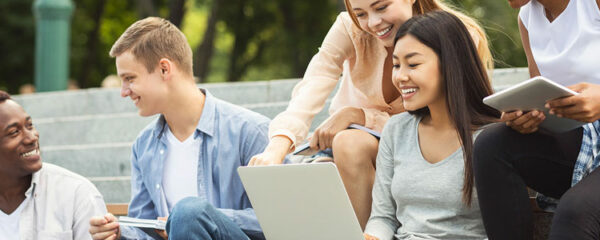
[266,136,292,161]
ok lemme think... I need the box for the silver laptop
[237,163,364,240]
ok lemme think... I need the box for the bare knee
[332,129,378,168]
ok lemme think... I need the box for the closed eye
[376,5,388,11]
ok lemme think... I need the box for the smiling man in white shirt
[0,90,107,240]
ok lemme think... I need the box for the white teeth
[376,26,392,36]
[21,149,39,158]
[401,88,417,94]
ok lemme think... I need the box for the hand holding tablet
[483,76,586,132]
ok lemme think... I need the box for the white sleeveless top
[519,0,600,86]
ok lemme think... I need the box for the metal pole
[33,0,74,92]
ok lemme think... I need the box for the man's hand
[546,82,600,123]
[249,136,292,166]
[309,107,364,150]
[154,217,168,240]
[89,213,120,240]
[364,233,380,240]
[501,110,545,134]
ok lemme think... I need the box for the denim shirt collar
[151,88,216,139]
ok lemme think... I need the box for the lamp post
[33,0,74,92]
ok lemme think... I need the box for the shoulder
[213,97,270,132]
[518,1,534,29]
[39,163,100,194]
[381,112,418,141]
[132,117,161,149]
[385,112,418,130]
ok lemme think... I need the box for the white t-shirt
[0,197,30,240]
[162,126,200,212]
[519,0,600,86]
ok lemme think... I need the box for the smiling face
[0,100,42,179]
[349,0,414,47]
[116,51,168,117]
[392,34,444,111]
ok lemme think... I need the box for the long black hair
[394,11,500,206]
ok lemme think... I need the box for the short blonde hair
[109,17,193,76]
[344,0,494,71]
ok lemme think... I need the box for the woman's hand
[309,107,365,150]
[364,233,380,240]
[501,110,545,134]
[248,136,292,166]
[546,82,600,123]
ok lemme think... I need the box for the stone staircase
[13,68,529,203]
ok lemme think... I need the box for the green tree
[0,0,35,93]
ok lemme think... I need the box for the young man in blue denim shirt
[89,17,269,240]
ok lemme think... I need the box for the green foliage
[0,0,35,93]
[0,0,528,94]
[448,0,527,68]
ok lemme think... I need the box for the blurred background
[0,0,526,94]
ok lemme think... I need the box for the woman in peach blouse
[250,0,492,229]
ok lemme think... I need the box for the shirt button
[156,184,160,189]
[159,149,164,155]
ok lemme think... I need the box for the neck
[538,0,569,21]
[424,99,454,130]
[162,78,205,141]
[0,174,31,206]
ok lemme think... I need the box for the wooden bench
[107,203,129,216]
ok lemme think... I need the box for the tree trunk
[77,0,107,88]
[193,0,220,82]
[168,0,186,27]
[280,2,303,77]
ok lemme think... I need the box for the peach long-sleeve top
[269,12,405,147]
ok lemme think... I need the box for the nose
[392,65,409,85]
[23,127,39,145]
[368,14,383,31]
[121,82,131,98]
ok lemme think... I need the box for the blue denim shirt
[120,90,269,240]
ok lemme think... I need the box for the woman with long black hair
[364,11,499,240]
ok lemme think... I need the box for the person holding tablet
[248,0,492,229]
[473,0,600,239]
[364,11,499,240]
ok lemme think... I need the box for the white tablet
[483,76,585,132]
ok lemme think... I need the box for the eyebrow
[3,117,31,132]
[392,54,399,60]
[118,73,133,79]
[353,0,383,11]
[405,52,421,59]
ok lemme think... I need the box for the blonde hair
[344,0,494,71]
[109,17,194,76]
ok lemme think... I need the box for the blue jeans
[166,197,250,240]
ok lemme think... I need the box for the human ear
[158,58,171,78]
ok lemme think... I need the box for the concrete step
[14,79,302,119]
[42,143,132,178]
[90,177,131,203]
[13,68,528,119]
[35,101,331,147]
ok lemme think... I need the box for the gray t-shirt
[365,113,487,240]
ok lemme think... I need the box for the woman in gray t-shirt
[363,12,499,240]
